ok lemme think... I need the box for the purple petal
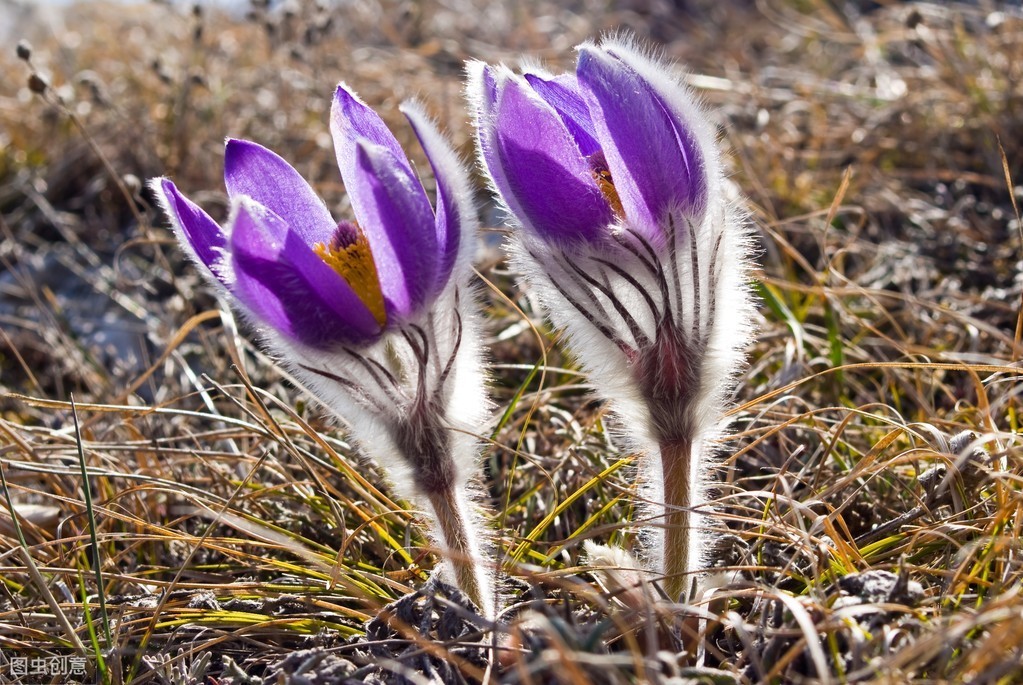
[228,199,382,347]
[479,62,499,107]
[472,64,518,224]
[153,178,228,284]
[350,141,437,316]
[330,84,409,170]
[223,138,336,247]
[491,74,612,242]
[523,72,601,157]
[576,46,706,238]
[402,102,466,295]
[329,85,430,239]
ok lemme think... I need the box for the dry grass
[1,0,1022,682]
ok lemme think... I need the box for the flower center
[589,155,625,219]
[314,223,387,327]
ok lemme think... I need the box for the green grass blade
[71,395,112,647]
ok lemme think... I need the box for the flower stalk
[659,439,694,602]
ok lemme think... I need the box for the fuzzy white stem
[425,488,492,618]
[657,439,694,603]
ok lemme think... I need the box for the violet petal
[223,139,337,247]
[229,199,381,347]
[155,178,228,284]
[330,85,438,315]
[330,84,409,171]
[473,64,521,226]
[402,102,464,296]
[576,46,706,239]
[492,74,612,242]
[523,72,601,156]
[350,140,437,316]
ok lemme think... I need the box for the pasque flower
[470,38,754,601]
[151,85,494,616]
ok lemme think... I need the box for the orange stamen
[314,227,387,327]
[593,166,625,219]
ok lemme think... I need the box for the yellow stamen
[593,166,625,219]
[314,228,387,327]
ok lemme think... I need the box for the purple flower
[152,86,494,617]
[472,42,707,247]
[153,84,464,350]
[471,38,754,601]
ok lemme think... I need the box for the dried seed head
[16,40,32,61]
[122,174,142,195]
[27,73,48,94]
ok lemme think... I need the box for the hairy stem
[425,488,490,617]
[659,439,693,602]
